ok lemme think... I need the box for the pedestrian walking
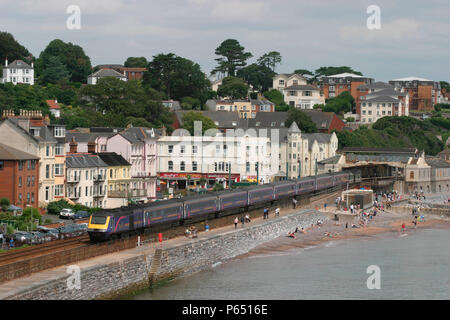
[234,217,238,229]
[263,207,269,219]
[275,207,280,217]
[292,198,297,209]
[240,216,245,227]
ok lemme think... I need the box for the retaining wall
[3,209,326,300]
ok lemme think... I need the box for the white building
[158,129,278,188]
[87,68,127,85]
[272,73,308,91]
[282,84,325,109]
[1,59,34,85]
[65,154,108,208]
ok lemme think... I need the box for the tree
[212,39,253,77]
[144,53,211,103]
[124,57,148,68]
[181,97,201,110]
[257,51,282,72]
[0,32,32,75]
[37,39,92,83]
[285,108,318,133]
[0,198,10,212]
[263,89,289,111]
[182,112,217,135]
[440,81,450,92]
[41,56,70,84]
[79,77,173,128]
[217,76,249,99]
[294,69,314,76]
[314,66,363,78]
[323,91,354,114]
[237,63,275,92]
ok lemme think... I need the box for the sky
[1,0,449,82]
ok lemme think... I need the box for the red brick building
[389,77,442,111]
[0,142,40,209]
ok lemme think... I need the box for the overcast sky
[1,0,449,82]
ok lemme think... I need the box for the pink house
[106,127,158,201]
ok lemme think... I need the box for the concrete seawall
[2,208,327,300]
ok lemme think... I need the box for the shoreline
[235,208,450,261]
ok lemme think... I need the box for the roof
[119,67,147,72]
[303,133,333,150]
[363,96,399,103]
[283,84,319,91]
[6,118,57,143]
[390,76,433,82]
[66,153,108,168]
[358,81,394,90]
[5,60,32,69]
[302,110,336,130]
[46,100,60,110]
[288,121,301,133]
[318,155,342,165]
[326,73,364,78]
[118,127,156,143]
[94,152,131,167]
[88,69,126,79]
[341,147,418,154]
[0,142,39,160]
[426,158,450,168]
[275,73,307,80]
[66,132,115,143]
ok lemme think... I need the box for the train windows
[91,216,107,225]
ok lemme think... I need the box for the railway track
[0,235,91,266]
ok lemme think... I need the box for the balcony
[93,174,106,182]
[108,189,147,198]
[67,175,80,183]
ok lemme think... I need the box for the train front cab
[88,212,113,241]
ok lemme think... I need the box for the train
[87,171,361,241]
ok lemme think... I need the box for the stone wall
[4,209,326,300]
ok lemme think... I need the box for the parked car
[10,231,33,245]
[37,226,60,241]
[30,231,52,243]
[70,211,90,220]
[59,208,74,219]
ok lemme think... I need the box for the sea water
[132,228,450,300]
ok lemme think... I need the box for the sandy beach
[237,204,450,259]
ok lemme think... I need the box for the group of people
[234,214,252,229]
[263,207,280,220]
[185,225,198,239]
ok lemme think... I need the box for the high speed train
[88,171,360,241]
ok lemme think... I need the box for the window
[303,91,312,96]
[18,160,24,171]
[246,162,250,172]
[86,170,89,180]
[55,185,64,196]
[46,145,50,157]
[45,187,49,201]
[192,145,198,154]
[27,193,30,204]
[54,126,65,137]
[31,160,36,169]
[31,193,34,203]
[168,161,173,171]
[180,145,185,154]
[180,161,185,171]
[279,79,285,85]
[31,175,35,186]
[168,145,173,153]
[18,193,22,203]
[192,161,197,171]
[46,165,50,178]
[293,80,298,85]
[55,164,64,176]
[27,176,31,187]
[55,144,64,156]
[18,176,22,187]
[27,160,30,170]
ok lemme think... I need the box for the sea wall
[3,209,326,300]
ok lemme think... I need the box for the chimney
[69,136,78,154]
[31,62,34,68]
[5,58,8,67]
[87,141,96,153]
[44,114,50,125]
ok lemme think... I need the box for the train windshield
[91,216,107,225]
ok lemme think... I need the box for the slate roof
[6,118,57,143]
[303,133,333,150]
[342,147,418,154]
[318,155,342,165]
[174,110,240,129]
[302,110,335,131]
[88,69,126,79]
[5,60,32,69]
[363,96,400,103]
[358,81,394,90]
[66,153,108,168]
[426,158,450,168]
[119,127,156,143]
[0,142,39,160]
[66,132,115,143]
[363,88,407,98]
[283,84,319,91]
[94,152,131,167]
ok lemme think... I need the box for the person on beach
[275,207,280,217]
[401,223,406,233]
[292,198,297,209]
[240,216,245,227]
[234,217,238,229]
[345,222,348,229]
[263,208,269,219]
[245,214,251,223]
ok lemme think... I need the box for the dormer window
[30,128,40,137]
[54,126,65,137]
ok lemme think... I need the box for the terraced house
[0,110,66,208]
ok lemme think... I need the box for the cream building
[158,129,278,188]
[273,73,308,91]
[66,154,108,208]
[282,84,325,109]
